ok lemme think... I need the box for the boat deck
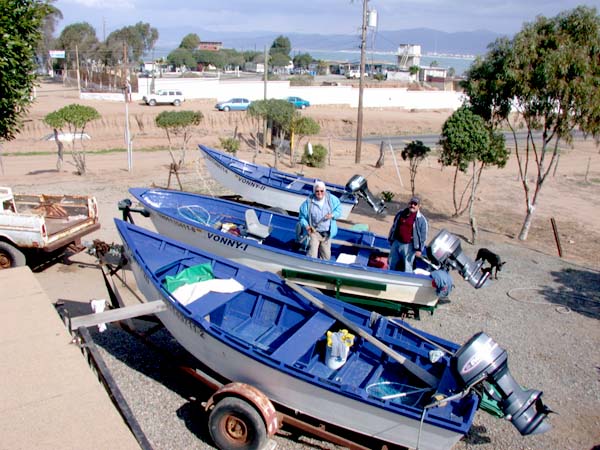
[0,267,140,450]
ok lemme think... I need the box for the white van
[143,89,185,106]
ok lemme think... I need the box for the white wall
[82,78,464,110]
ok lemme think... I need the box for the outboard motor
[345,174,385,214]
[427,229,489,289]
[453,332,552,436]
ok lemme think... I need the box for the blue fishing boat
[199,144,385,219]
[115,219,552,450]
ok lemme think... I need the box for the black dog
[476,248,506,280]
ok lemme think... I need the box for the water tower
[397,44,421,69]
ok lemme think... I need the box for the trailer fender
[205,382,279,437]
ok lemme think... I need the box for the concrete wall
[82,77,464,110]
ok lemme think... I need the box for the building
[197,41,223,51]
[397,44,421,69]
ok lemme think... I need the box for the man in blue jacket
[387,196,428,272]
[298,181,341,259]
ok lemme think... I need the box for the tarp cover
[164,263,214,293]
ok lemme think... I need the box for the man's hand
[415,250,422,258]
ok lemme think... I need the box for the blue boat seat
[245,209,270,239]
[270,311,336,365]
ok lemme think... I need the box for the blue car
[215,98,251,111]
[286,96,310,109]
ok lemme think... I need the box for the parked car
[143,89,184,106]
[215,98,251,111]
[286,96,310,109]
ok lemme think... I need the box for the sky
[53,0,600,46]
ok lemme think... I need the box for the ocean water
[302,49,475,76]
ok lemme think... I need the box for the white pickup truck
[0,187,101,269]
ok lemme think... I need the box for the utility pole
[75,44,81,94]
[263,45,269,148]
[123,42,132,171]
[355,0,368,164]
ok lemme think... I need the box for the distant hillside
[156,27,505,57]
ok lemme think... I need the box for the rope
[507,287,600,315]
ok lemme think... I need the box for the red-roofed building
[198,41,223,51]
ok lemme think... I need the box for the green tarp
[164,263,214,293]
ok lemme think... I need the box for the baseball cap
[409,196,420,205]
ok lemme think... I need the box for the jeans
[388,241,416,273]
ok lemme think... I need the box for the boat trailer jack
[118,198,149,224]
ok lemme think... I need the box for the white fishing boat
[126,188,489,314]
[199,144,385,219]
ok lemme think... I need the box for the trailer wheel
[0,242,26,269]
[209,397,268,450]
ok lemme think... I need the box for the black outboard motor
[453,332,552,436]
[427,229,489,289]
[345,174,385,214]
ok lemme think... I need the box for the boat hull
[147,206,437,307]
[200,145,356,219]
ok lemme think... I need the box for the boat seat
[270,311,336,365]
[245,209,270,239]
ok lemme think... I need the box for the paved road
[359,130,587,148]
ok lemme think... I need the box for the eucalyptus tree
[270,35,291,57]
[179,33,201,51]
[462,6,600,240]
[105,22,158,64]
[439,106,508,243]
[56,22,99,69]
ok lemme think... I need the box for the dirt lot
[3,80,600,269]
[1,80,599,449]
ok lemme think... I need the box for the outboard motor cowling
[427,229,489,289]
[345,174,385,215]
[453,332,553,436]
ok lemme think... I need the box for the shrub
[301,143,327,168]
[289,75,314,86]
[381,191,395,202]
[219,137,240,154]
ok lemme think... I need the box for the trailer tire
[0,242,26,269]
[209,397,268,450]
